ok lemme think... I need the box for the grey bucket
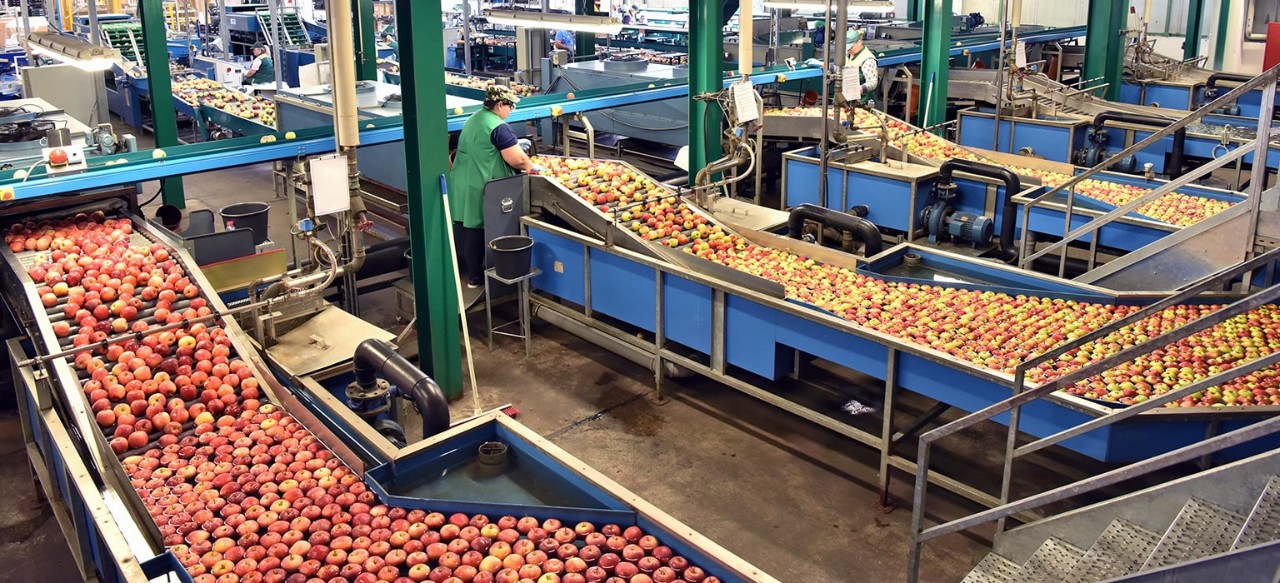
[488,235,533,279]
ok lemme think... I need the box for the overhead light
[27,32,118,72]
[486,10,624,34]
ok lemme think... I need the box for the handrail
[1016,64,1280,270]
[914,247,1280,445]
[1025,124,1255,273]
[913,415,1280,545]
[906,255,1280,580]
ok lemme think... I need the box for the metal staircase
[256,8,310,49]
[1016,66,1280,291]
[962,480,1280,582]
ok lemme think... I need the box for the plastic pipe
[787,203,884,256]
[352,339,451,439]
[326,0,361,147]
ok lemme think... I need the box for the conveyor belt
[1,207,753,582]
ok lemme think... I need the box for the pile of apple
[175,77,227,107]
[445,74,537,98]
[1007,166,1234,227]
[196,88,278,127]
[531,156,1280,408]
[6,213,729,582]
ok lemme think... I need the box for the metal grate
[961,553,1022,583]
[1234,476,1280,550]
[1142,498,1245,571]
[1018,537,1085,583]
[1062,519,1161,583]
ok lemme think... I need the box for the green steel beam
[1084,0,1126,101]
[138,0,184,208]
[688,0,724,182]
[1184,0,1205,61]
[574,0,595,59]
[394,0,463,398]
[1213,0,1231,70]
[917,0,953,130]
[907,0,922,22]
[356,0,378,81]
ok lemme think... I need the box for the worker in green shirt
[448,85,541,287]
[245,43,274,85]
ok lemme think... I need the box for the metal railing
[905,244,1280,583]
[1016,65,1280,277]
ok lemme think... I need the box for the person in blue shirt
[552,29,576,52]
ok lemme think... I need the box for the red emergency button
[48,148,68,166]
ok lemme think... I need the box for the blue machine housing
[1120,79,1280,119]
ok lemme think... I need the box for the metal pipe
[817,0,833,210]
[535,305,694,378]
[937,159,1020,261]
[353,339,451,439]
[992,0,1008,150]
[327,0,361,148]
[787,203,883,256]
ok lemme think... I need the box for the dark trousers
[453,223,485,284]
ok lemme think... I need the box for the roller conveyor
[0,201,775,582]
[522,153,1280,467]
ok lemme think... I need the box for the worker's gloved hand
[530,163,547,174]
[803,58,824,68]
[517,138,533,153]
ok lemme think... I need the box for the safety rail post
[906,248,1280,582]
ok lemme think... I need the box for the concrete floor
[0,125,1010,582]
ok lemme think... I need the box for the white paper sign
[1015,41,1027,69]
[310,155,352,217]
[842,65,862,101]
[732,81,760,123]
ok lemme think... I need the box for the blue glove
[804,58,824,68]
[517,138,532,153]
[530,163,547,174]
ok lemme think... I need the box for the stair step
[1234,476,1280,550]
[961,553,1022,583]
[1061,519,1162,583]
[1141,498,1245,571]
[1017,537,1085,583]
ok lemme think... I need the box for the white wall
[1206,0,1265,74]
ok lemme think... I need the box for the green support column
[907,0,922,22]
[355,0,378,81]
[394,0,463,398]
[687,0,723,182]
[1083,0,1126,101]
[574,0,595,60]
[917,0,953,131]
[138,0,184,208]
[1184,0,1205,61]
[1213,0,1232,70]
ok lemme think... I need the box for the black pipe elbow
[938,159,1021,263]
[1091,112,1185,179]
[353,339,451,439]
[1205,72,1252,97]
[787,204,884,257]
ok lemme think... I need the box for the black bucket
[489,235,533,280]
[219,202,271,245]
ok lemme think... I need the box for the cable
[19,158,44,183]
[140,186,165,207]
